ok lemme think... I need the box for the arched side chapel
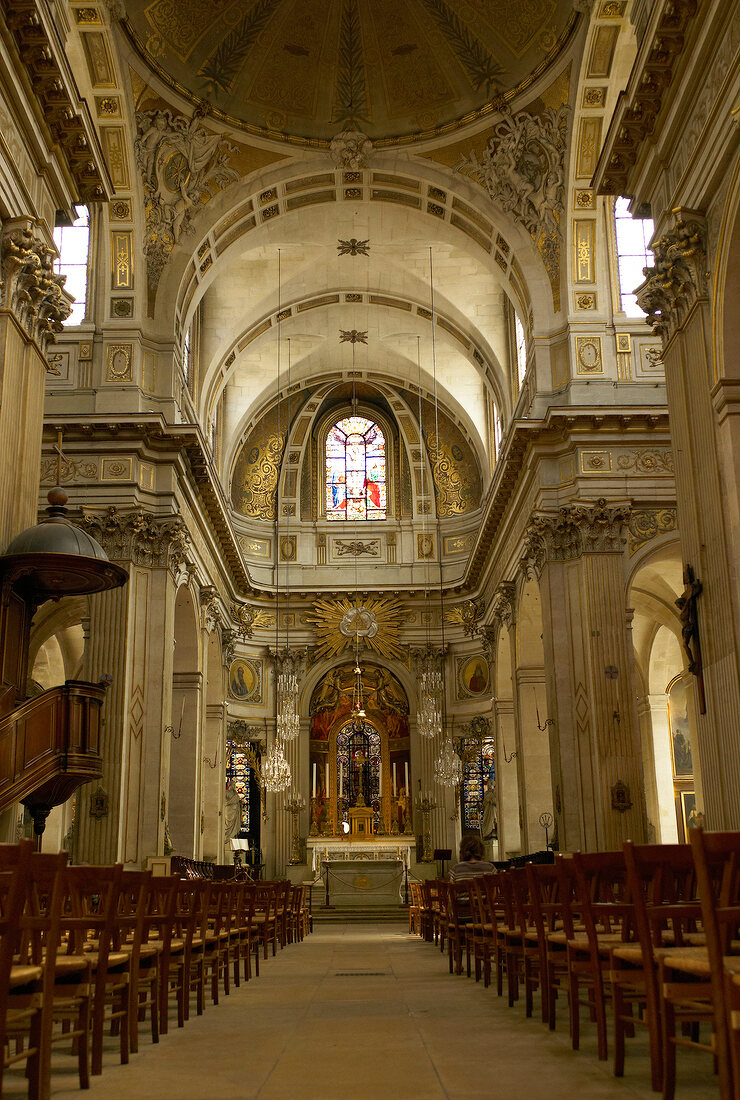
[0,0,737,881]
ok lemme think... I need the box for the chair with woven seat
[115,869,159,1056]
[526,861,575,1029]
[617,841,702,1092]
[439,880,471,977]
[0,842,85,1100]
[147,876,188,1035]
[63,864,132,1077]
[568,850,633,1061]
[679,828,740,1100]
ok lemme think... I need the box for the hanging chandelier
[262,734,292,793]
[434,732,463,788]
[417,662,443,739]
[276,661,300,741]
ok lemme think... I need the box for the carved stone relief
[635,214,707,343]
[80,506,191,572]
[0,219,73,353]
[134,107,239,299]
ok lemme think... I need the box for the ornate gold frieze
[627,508,678,555]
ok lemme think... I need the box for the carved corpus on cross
[675,563,705,714]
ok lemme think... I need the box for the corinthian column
[637,211,740,828]
[527,499,647,851]
[0,219,72,548]
[75,509,187,865]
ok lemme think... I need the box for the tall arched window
[53,205,89,327]
[614,196,655,316]
[325,415,386,520]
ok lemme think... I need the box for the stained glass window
[461,736,496,833]
[225,740,251,833]
[325,416,386,520]
[53,205,89,327]
[336,720,382,831]
[614,196,655,317]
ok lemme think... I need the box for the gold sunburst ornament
[307,595,406,661]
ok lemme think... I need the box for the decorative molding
[635,212,707,343]
[333,539,380,558]
[231,603,275,638]
[308,595,407,661]
[106,343,132,381]
[0,220,73,353]
[627,507,678,555]
[80,506,191,571]
[443,598,484,635]
[134,106,239,303]
[40,457,98,484]
[526,498,630,563]
[329,129,373,169]
[199,585,224,633]
[337,238,370,256]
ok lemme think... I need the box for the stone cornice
[42,416,253,595]
[461,407,671,590]
[593,0,699,200]
[1,0,114,203]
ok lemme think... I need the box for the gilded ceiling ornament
[337,238,370,256]
[306,595,407,661]
[339,329,368,344]
[232,603,276,639]
[443,597,485,635]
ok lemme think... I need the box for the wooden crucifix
[675,563,706,714]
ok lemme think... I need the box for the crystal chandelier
[434,732,463,788]
[276,663,300,741]
[262,735,292,793]
[417,664,443,739]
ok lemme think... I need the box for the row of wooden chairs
[410,830,740,1100]
[0,842,311,1100]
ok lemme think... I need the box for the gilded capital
[1,218,73,353]
[80,507,191,571]
[526,498,630,563]
[635,211,707,344]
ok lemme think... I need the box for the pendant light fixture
[264,248,293,794]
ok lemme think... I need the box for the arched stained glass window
[461,736,496,834]
[225,740,251,834]
[326,415,386,520]
[337,720,381,831]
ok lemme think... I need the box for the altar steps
[311,904,408,924]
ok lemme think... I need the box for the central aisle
[41,923,717,1100]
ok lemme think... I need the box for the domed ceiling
[123,0,577,145]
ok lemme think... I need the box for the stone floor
[5,922,720,1100]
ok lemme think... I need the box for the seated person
[449,834,495,882]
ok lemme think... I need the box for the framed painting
[229,657,262,703]
[668,676,692,777]
[456,654,490,699]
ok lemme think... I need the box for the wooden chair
[203,881,232,1006]
[253,883,278,959]
[179,879,211,1021]
[682,828,740,1100]
[64,864,131,1077]
[481,872,507,997]
[569,850,632,1061]
[144,875,187,1036]
[408,882,422,935]
[0,842,78,1100]
[497,868,542,1015]
[232,883,260,982]
[617,841,702,1092]
[115,869,159,1056]
[526,860,575,1029]
[440,881,471,977]
[467,876,496,987]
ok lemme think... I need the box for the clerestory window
[325,415,386,520]
[614,196,655,317]
[53,205,90,326]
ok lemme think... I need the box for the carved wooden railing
[0,680,106,830]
